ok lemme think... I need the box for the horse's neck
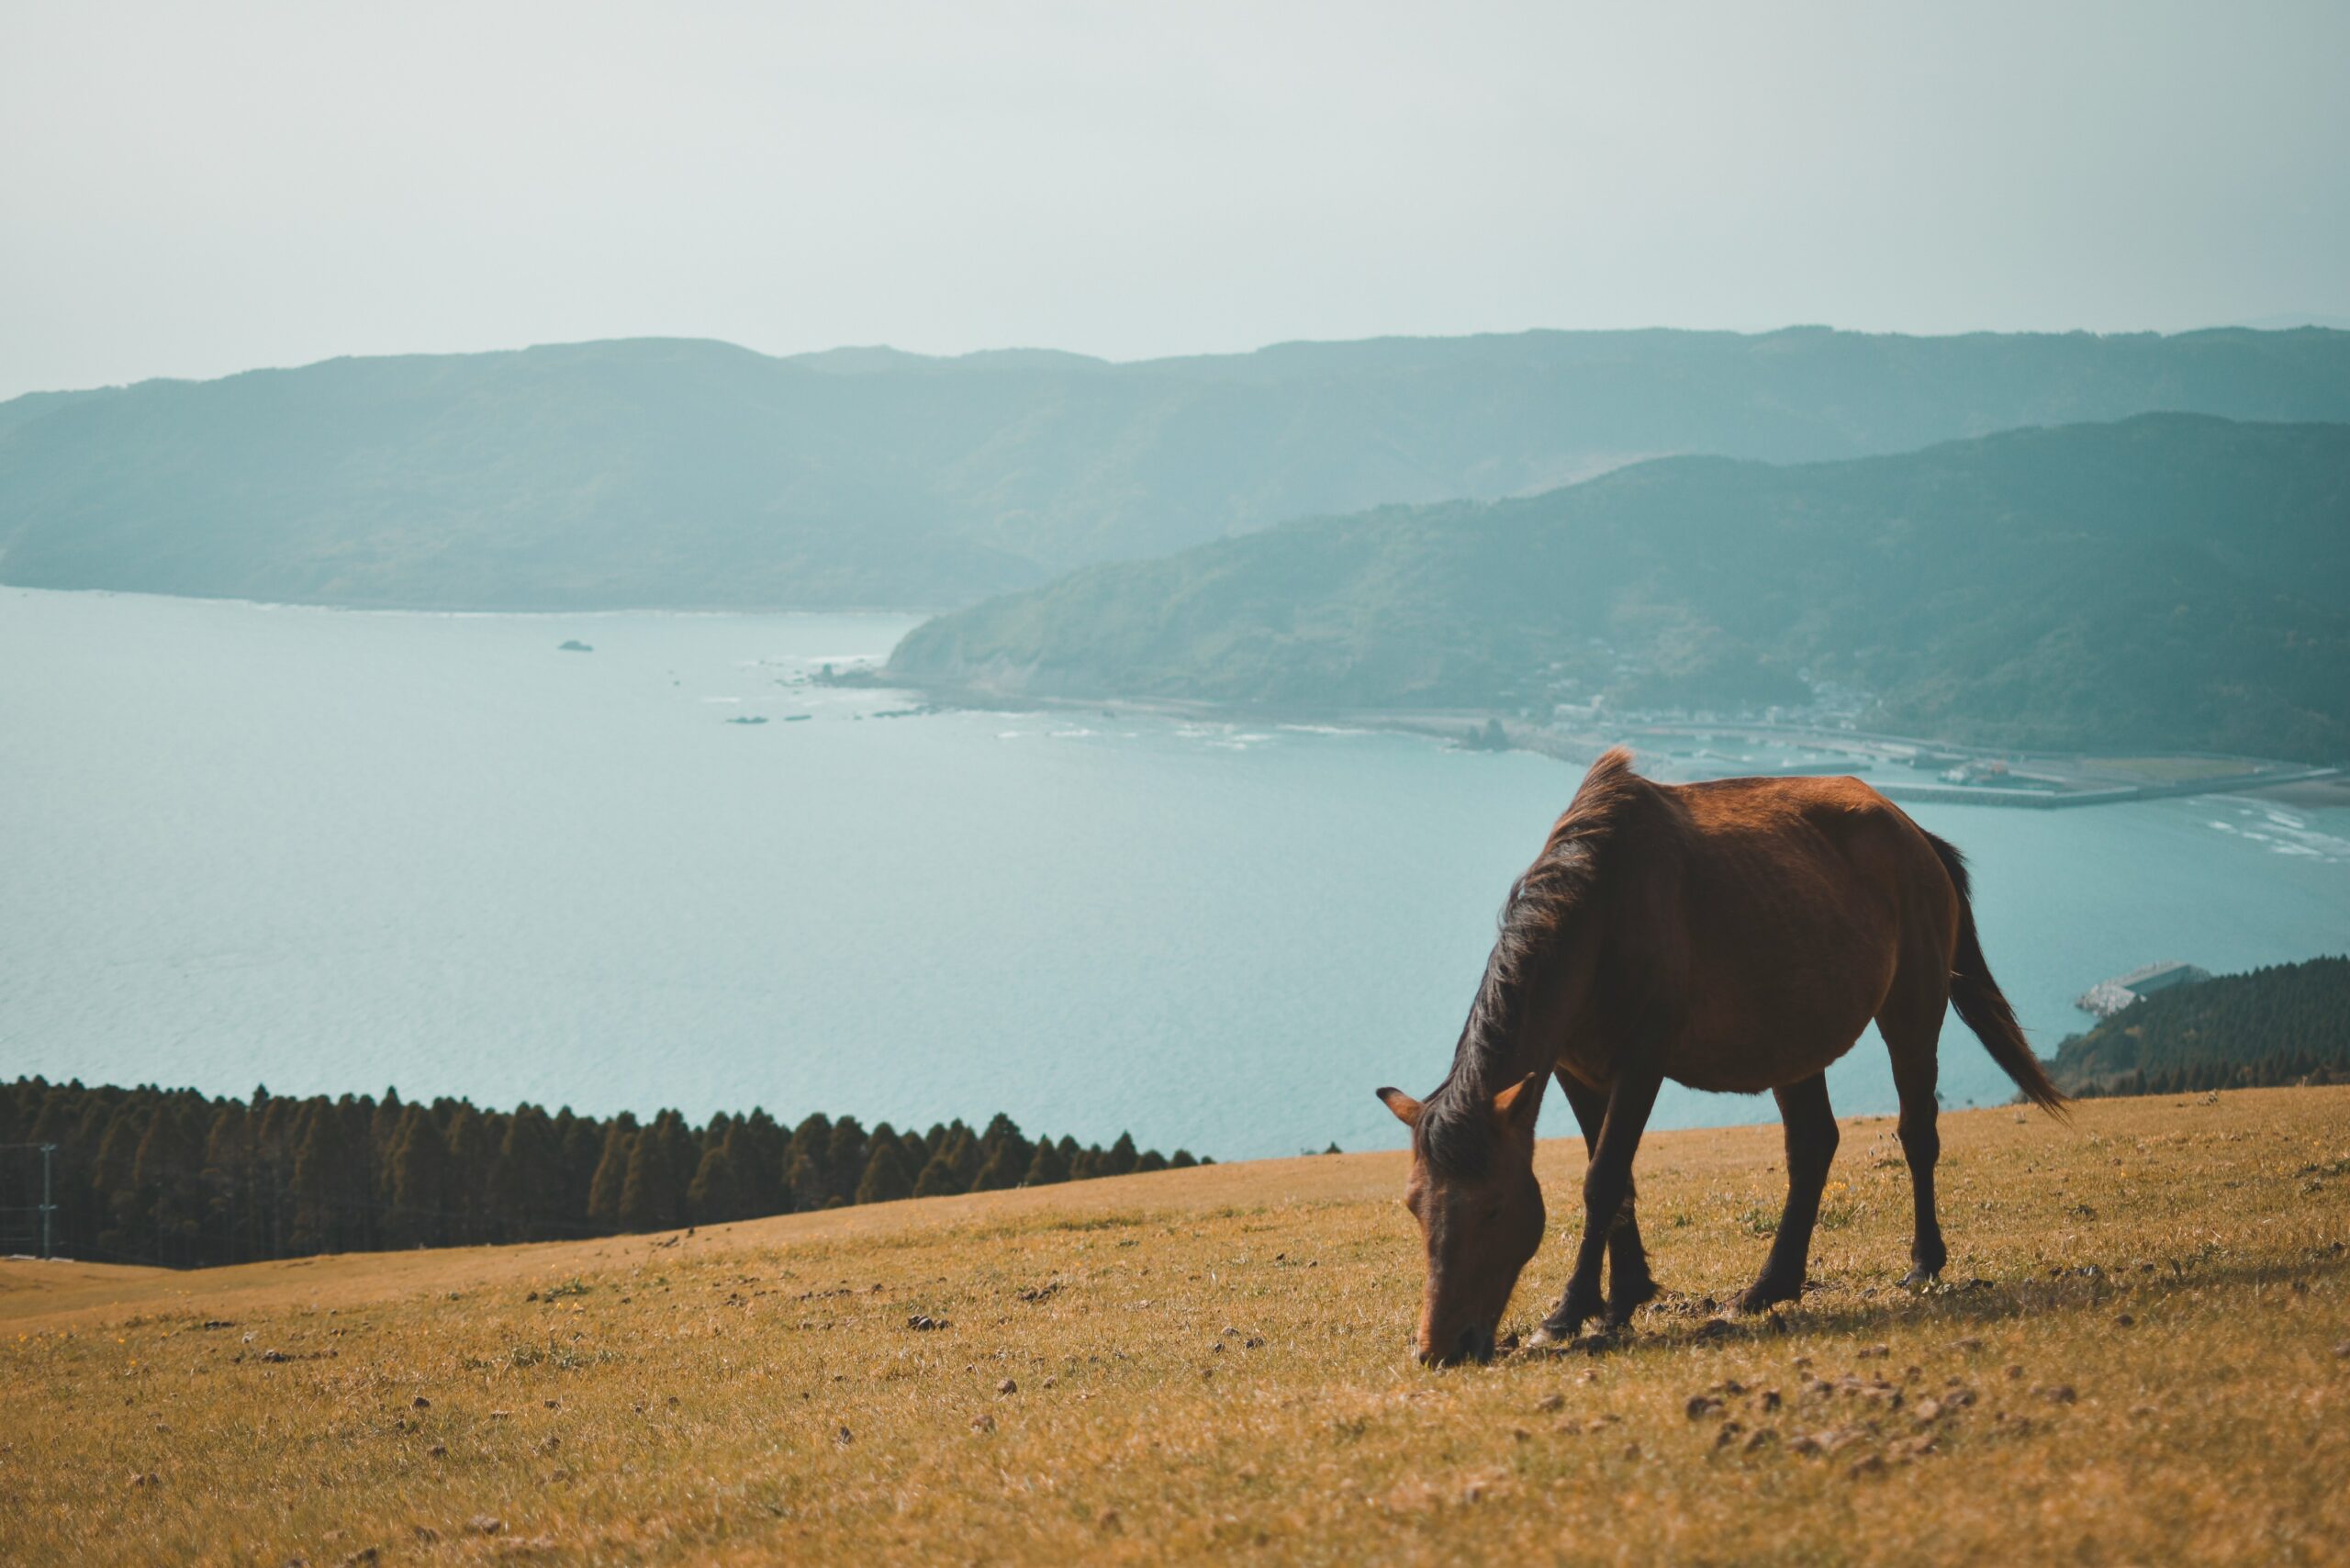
[1460,930,1595,1094]
[1472,1007,1541,1085]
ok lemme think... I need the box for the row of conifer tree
[0,1077,1201,1270]
[2064,1053,2350,1099]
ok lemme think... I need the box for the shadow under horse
[1376,746,2067,1366]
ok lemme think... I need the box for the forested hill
[5,328,2350,610]
[886,414,2350,761]
[2049,957,2350,1096]
[0,1077,1203,1271]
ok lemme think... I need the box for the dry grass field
[6,1086,2348,1567]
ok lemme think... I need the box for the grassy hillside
[6,1088,2346,1566]
[6,328,2350,610]
[888,414,2350,760]
[2052,957,2350,1095]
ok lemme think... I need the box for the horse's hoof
[1735,1279,1800,1315]
[1899,1266,1942,1291]
[1530,1320,1623,1356]
[1607,1276,1661,1326]
[1533,1302,1597,1345]
[1550,1303,1603,1338]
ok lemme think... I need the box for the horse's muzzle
[1420,1322,1496,1366]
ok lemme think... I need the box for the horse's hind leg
[1878,995,1949,1286]
[1555,1070,1659,1323]
[1736,1071,1838,1313]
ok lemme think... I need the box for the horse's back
[1636,771,1954,1090]
[1665,770,1946,891]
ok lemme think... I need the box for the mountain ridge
[6,326,2350,611]
[883,412,2350,760]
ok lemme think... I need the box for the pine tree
[254,1094,300,1256]
[337,1095,382,1253]
[201,1102,253,1263]
[557,1109,604,1228]
[489,1104,567,1241]
[886,1127,929,1189]
[386,1107,449,1249]
[687,1143,741,1224]
[369,1087,406,1174]
[945,1126,982,1186]
[784,1114,833,1211]
[913,1141,968,1197]
[823,1117,868,1205]
[897,1124,972,1193]
[975,1114,1031,1191]
[289,1104,352,1255]
[1023,1137,1070,1186]
[587,1123,633,1228]
[728,1110,786,1217]
[856,1141,915,1204]
[442,1106,498,1247]
[134,1103,207,1266]
[620,1126,684,1232]
[1103,1132,1139,1177]
[93,1105,150,1258]
[651,1112,700,1220]
[971,1142,1022,1191]
[783,1142,825,1213]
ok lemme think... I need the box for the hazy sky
[4,0,2346,398]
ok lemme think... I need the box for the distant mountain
[6,328,2350,610]
[2050,956,2350,1096]
[0,387,111,438]
[2235,313,2350,332]
[886,415,2350,760]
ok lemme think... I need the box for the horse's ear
[1492,1070,1546,1139]
[1375,1087,1422,1127]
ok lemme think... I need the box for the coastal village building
[2076,960,2213,1019]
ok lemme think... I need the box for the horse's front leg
[1554,1070,1660,1323]
[1531,1067,1662,1342]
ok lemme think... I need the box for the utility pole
[2,1144,61,1259]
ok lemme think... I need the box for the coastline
[864,671,2345,810]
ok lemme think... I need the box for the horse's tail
[1923,831,2070,1120]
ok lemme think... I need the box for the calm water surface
[4,588,2344,1159]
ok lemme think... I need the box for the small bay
[3,588,2344,1159]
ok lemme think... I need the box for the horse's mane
[1418,746,1646,1177]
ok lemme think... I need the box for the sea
[4,588,2344,1160]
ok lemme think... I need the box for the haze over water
[4,588,2344,1160]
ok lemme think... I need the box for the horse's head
[1375,1071,1547,1365]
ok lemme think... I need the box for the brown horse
[1376,746,2065,1365]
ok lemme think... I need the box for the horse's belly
[1662,1025,1871,1095]
[1660,976,1882,1095]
